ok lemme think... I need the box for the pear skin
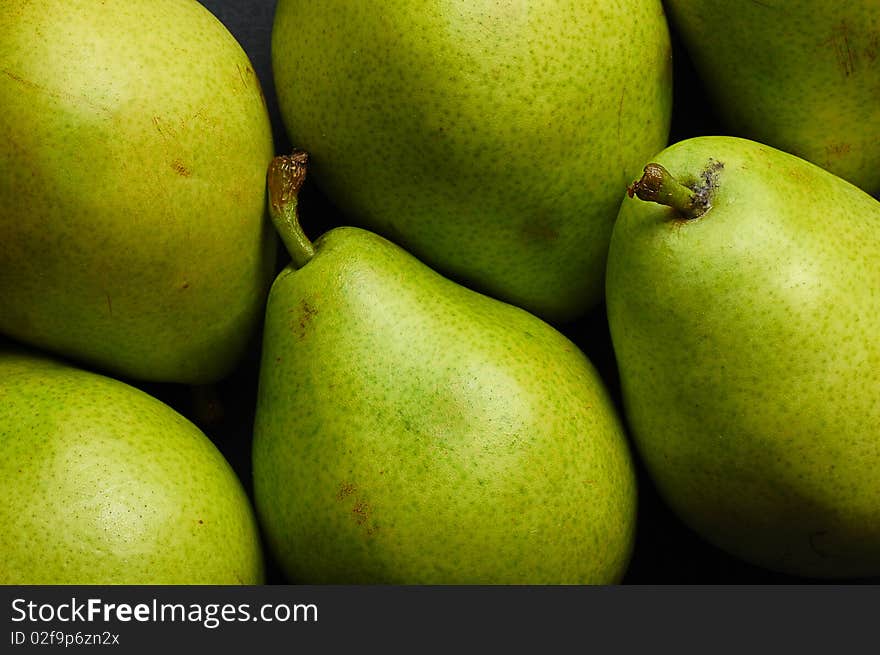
[606,135,880,579]
[0,0,276,383]
[665,0,880,194]
[0,347,264,584]
[252,155,637,584]
[271,0,672,322]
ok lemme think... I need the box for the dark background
[131,0,870,585]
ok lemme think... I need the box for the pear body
[0,0,276,383]
[0,347,264,584]
[271,0,672,322]
[253,227,636,584]
[606,136,880,578]
[665,0,880,195]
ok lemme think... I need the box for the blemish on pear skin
[866,32,879,63]
[153,111,211,140]
[667,159,725,224]
[352,500,378,536]
[824,143,852,162]
[2,69,112,114]
[235,62,267,107]
[2,68,38,90]
[697,160,724,196]
[521,217,559,242]
[171,159,192,177]
[352,500,371,526]
[337,483,377,534]
[337,482,356,501]
[296,300,318,339]
[824,22,857,77]
[152,116,169,138]
[236,63,253,89]
[106,294,113,315]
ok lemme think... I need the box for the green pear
[271,0,672,323]
[664,0,880,195]
[0,0,276,384]
[0,347,264,584]
[606,135,880,579]
[252,154,637,584]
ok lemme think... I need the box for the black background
[118,0,874,586]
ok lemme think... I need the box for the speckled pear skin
[253,227,637,584]
[0,348,265,584]
[665,0,880,195]
[0,0,276,383]
[606,136,880,578]
[270,0,672,323]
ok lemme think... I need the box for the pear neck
[268,152,314,269]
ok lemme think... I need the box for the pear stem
[268,151,314,269]
[627,163,707,219]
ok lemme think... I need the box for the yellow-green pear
[606,135,880,579]
[0,346,264,584]
[271,0,672,322]
[664,0,880,194]
[252,154,637,584]
[0,0,276,383]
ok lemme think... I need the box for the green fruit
[665,0,880,195]
[271,0,672,323]
[252,155,637,584]
[0,0,276,383]
[0,347,264,584]
[606,135,880,578]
